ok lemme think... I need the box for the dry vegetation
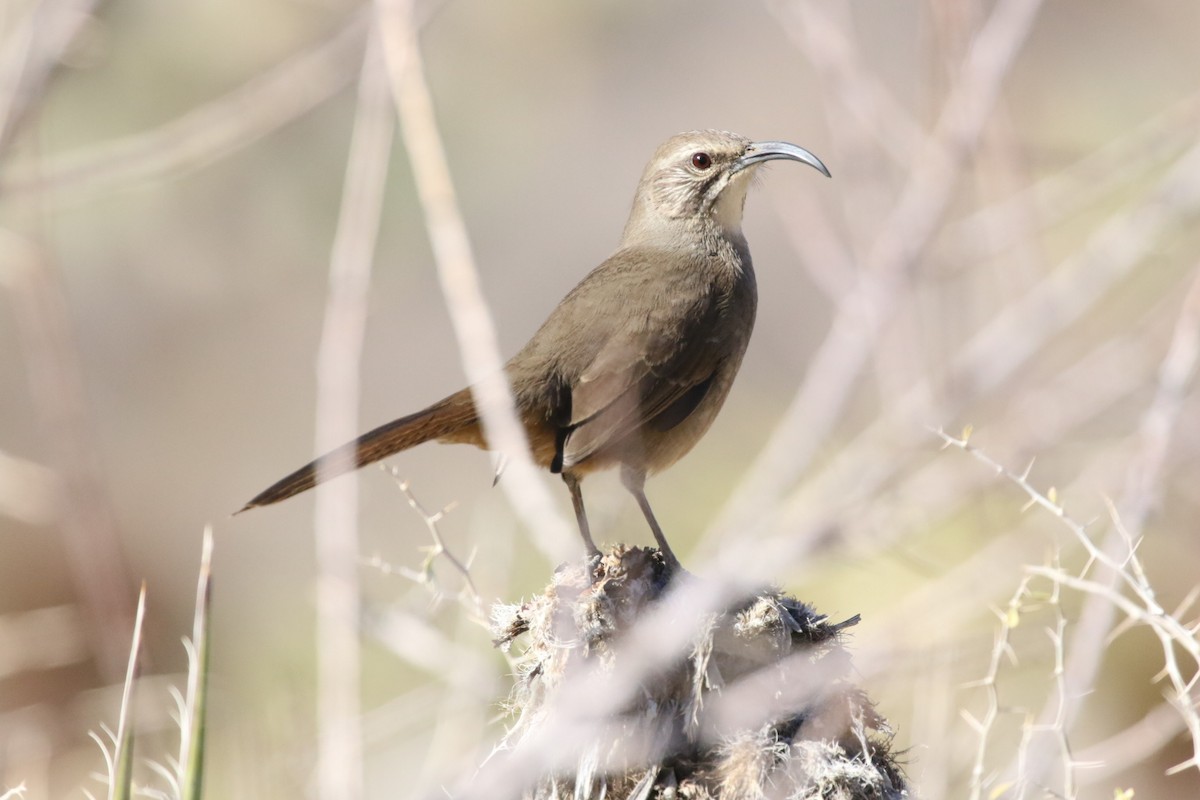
[2,0,1200,798]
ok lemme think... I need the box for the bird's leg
[562,472,602,561]
[620,467,682,571]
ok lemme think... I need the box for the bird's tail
[240,389,479,511]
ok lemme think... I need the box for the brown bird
[242,130,829,567]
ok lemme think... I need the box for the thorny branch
[937,429,1200,782]
[367,467,484,618]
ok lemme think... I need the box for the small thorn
[1019,457,1036,481]
[492,453,508,487]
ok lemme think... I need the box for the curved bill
[734,140,831,178]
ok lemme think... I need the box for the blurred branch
[364,608,498,699]
[945,90,1200,264]
[767,0,923,166]
[0,447,58,525]
[0,11,368,202]
[363,606,504,793]
[852,317,1169,652]
[1076,701,1190,785]
[0,3,460,201]
[708,0,1045,544]
[310,27,396,800]
[0,603,88,678]
[1116,263,1200,547]
[949,144,1200,401]
[412,611,498,796]
[0,227,132,680]
[767,189,856,301]
[0,11,367,203]
[375,0,574,563]
[0,0,100,156]
[838,291,1171,568]
[768,0,917,273]
[696,136,1200,568]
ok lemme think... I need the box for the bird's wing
[559,262,723,469]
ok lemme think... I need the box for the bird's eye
[691,152,712,170]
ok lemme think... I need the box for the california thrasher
[242,130,829,567]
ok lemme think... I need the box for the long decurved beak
[734,140,831,178]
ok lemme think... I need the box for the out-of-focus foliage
[2,0,1199,797]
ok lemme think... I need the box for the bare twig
[932,428,1137,598]
[937,431,1200,779]
[380,467,484,617]
[1018,263,1200,785]
[1027,562,1200,777]
[961,573,1035,800]
[1012,598,1077,800]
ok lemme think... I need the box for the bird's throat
[711,172,753,238]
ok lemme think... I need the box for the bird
[241,130,829,569]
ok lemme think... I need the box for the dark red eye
[691,152,712,170]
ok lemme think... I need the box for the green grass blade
[112,583,146,800]
[181,528,213,800]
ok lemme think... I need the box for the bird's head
[623,130,830,246]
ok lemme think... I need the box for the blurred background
[2,0,1200,796]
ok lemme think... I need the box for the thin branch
[378,467,484,618]
[1027,562,1200,777]
[1020,263,1200,785]
[965,574,1035,800]
[937,430,1200,779]
[374,0,574,563]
